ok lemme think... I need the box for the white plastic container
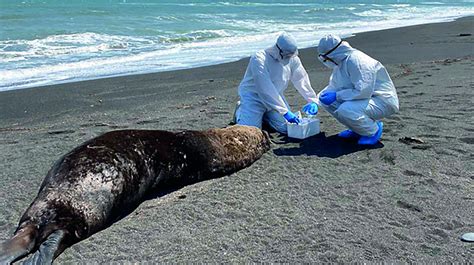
[287,112,320,139]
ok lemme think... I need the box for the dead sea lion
[0,125,270,264]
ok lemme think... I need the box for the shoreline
[1,16,473,127]
[1,15,473,93]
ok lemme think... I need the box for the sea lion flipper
[22,230,65,265]
[0,225,37,264]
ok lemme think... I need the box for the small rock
[178,194,186,199]
[460,232,474,242]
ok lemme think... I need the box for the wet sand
[0,17,473,263]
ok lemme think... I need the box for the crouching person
[316,34,399,145]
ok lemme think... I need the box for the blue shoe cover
[338,129,360,139]
[358,122,383,145]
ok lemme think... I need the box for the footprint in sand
[427,228,449,243]
[136,119,161,125]
[80,122,110,128]
[47,130,75,135]
[403,170,424,177]
[0,140,19,145]
[417,134,439,139]
[393,232,413,242]
[380,150,396,165]
[396,200,422,212]
[459,137,474,145]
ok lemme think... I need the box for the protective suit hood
[318,34,355,66]
[266,45,294,65]
[266,33,298,65]
[266,45,281,61]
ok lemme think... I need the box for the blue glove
[319,91,337,105]
[283,111,301,124]
[302,102,318,115]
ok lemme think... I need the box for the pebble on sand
[460,232,474,242]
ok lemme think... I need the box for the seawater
[1,0,473,91]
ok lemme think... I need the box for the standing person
[316,34,399,145]
[235,33,319,134]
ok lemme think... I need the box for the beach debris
[399,136,425,145]
[434,58,462,65]
[199,96,217,106]
[458,33,472,37]
[176,104,192,109]
[460,232,474,242]
[393,64,413,78]
[208,79,214,82]
[396,200,422,212]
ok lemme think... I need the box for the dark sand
[0,17,473,263]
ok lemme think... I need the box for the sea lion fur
[0,125,270,264]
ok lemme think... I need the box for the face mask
[276,44,297,63]
[318,40,342,69]
[279,57,291,65]
[318,55,337,69]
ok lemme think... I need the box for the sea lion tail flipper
[0,224,37,264]
[22,230,66,265]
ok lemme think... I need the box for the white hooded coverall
[236,46,318,133]
[318,38,399,136]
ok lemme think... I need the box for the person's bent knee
[236,111,263,129]
[336,103,361,123]
[237,117,262,129]
[266,120,287,134]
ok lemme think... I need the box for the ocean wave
[354,9,385,17]
[0,32,151,59]
[154,15,181,22]
[420,2,447,5]
[218,2,314,7]
[0,14,29,20]
[391,4,411,8]
[164,30,235,44]
[303,7,336,13]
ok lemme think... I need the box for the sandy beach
[0,17,473,263]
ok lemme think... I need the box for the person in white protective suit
[316,34,399,145]
[235,33,319,134]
